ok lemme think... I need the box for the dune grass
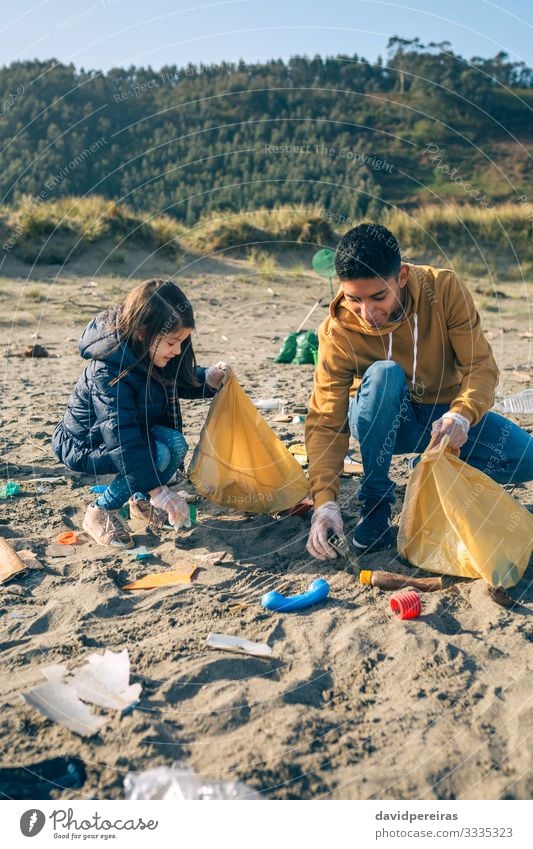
[0,196,530,274]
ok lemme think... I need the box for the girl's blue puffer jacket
[52,309,215,493]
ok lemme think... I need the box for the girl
[52,279,228,549]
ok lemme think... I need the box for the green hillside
[0,41,531,225]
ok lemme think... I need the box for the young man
[305,223,533,560]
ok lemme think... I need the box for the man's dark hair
[335,223,401,280]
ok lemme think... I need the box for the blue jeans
[348,361,533,505]
[95,426,188,511]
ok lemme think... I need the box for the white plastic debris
[124,762,262,800]
[20,650,141,736]
[205,633,272,658]
[21,668,105,737]
[69,649,142,710]
[493,389,533,414]
[253,398,287,411]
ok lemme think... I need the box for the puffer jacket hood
[79,307,139,373]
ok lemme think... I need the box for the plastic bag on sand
[398,437,533,588]
[188,373,309,514]
[124,762,261,800]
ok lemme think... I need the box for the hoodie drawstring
[412,313,419,387]
[387,312,419,387]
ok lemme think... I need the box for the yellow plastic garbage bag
[188,373,310,514]
[398,436,533,588]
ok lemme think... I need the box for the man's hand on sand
[431,411,470,449]
[307,501,344,560]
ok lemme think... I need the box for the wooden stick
[297,300,322,333]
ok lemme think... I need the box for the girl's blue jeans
[349,361,533,505]
[95,426,188,511]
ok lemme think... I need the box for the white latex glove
[150,486,191,530]
[431,411,470,449]
[206,361,231,389]
[306,500,344,560]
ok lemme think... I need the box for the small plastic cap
[360,570,372,585]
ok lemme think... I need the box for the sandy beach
[1,251,532,800]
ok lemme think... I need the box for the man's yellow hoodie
[305,264,499,508]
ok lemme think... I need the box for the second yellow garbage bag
[188,373,310,514]
[398,436,533,588]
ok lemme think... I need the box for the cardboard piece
[0,538,29,584]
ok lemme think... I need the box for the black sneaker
[352,499,394,553]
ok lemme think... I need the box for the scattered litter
[90,485,107,494]
[15,476,66,483]
[17,549,42,572]
[288,444,308,464]
[68,649,141,710]
[45,543,76,558]
[343,460,364,475]
[273,411,292,422]
[127,545,153,561]
[124,762,261,800]
[21,649,141,735]
[487,585,516,609]
[54,531,78,547]
[122,566,198,590]
[0,538,29,584]
[285,497,313,517]
[206,632,272,658]
[36,485,49,494]
[389,589,422,620]
[493,389,533,414]
[22,344,49,358]
[56,531,79,545]
[292,415,306,424]
[512,370,531,383]
[360,569,443,592]
[176,490,198,503]
[200,550,230,567]
[0,481,21,499]
[253,398,286,411]
[21,672,106,737]
[261,577,330,612]
[11,611,33,619]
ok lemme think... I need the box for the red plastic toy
[389,589,422,620]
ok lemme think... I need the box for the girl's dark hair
[113,279,199,388]
[335,223,401,281]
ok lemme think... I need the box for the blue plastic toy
[261,578,330,612]
[90,485,107,493]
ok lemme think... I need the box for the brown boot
[128,496,170,530]
[82,503,134,549]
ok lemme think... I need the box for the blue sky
[2,0,532,71]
